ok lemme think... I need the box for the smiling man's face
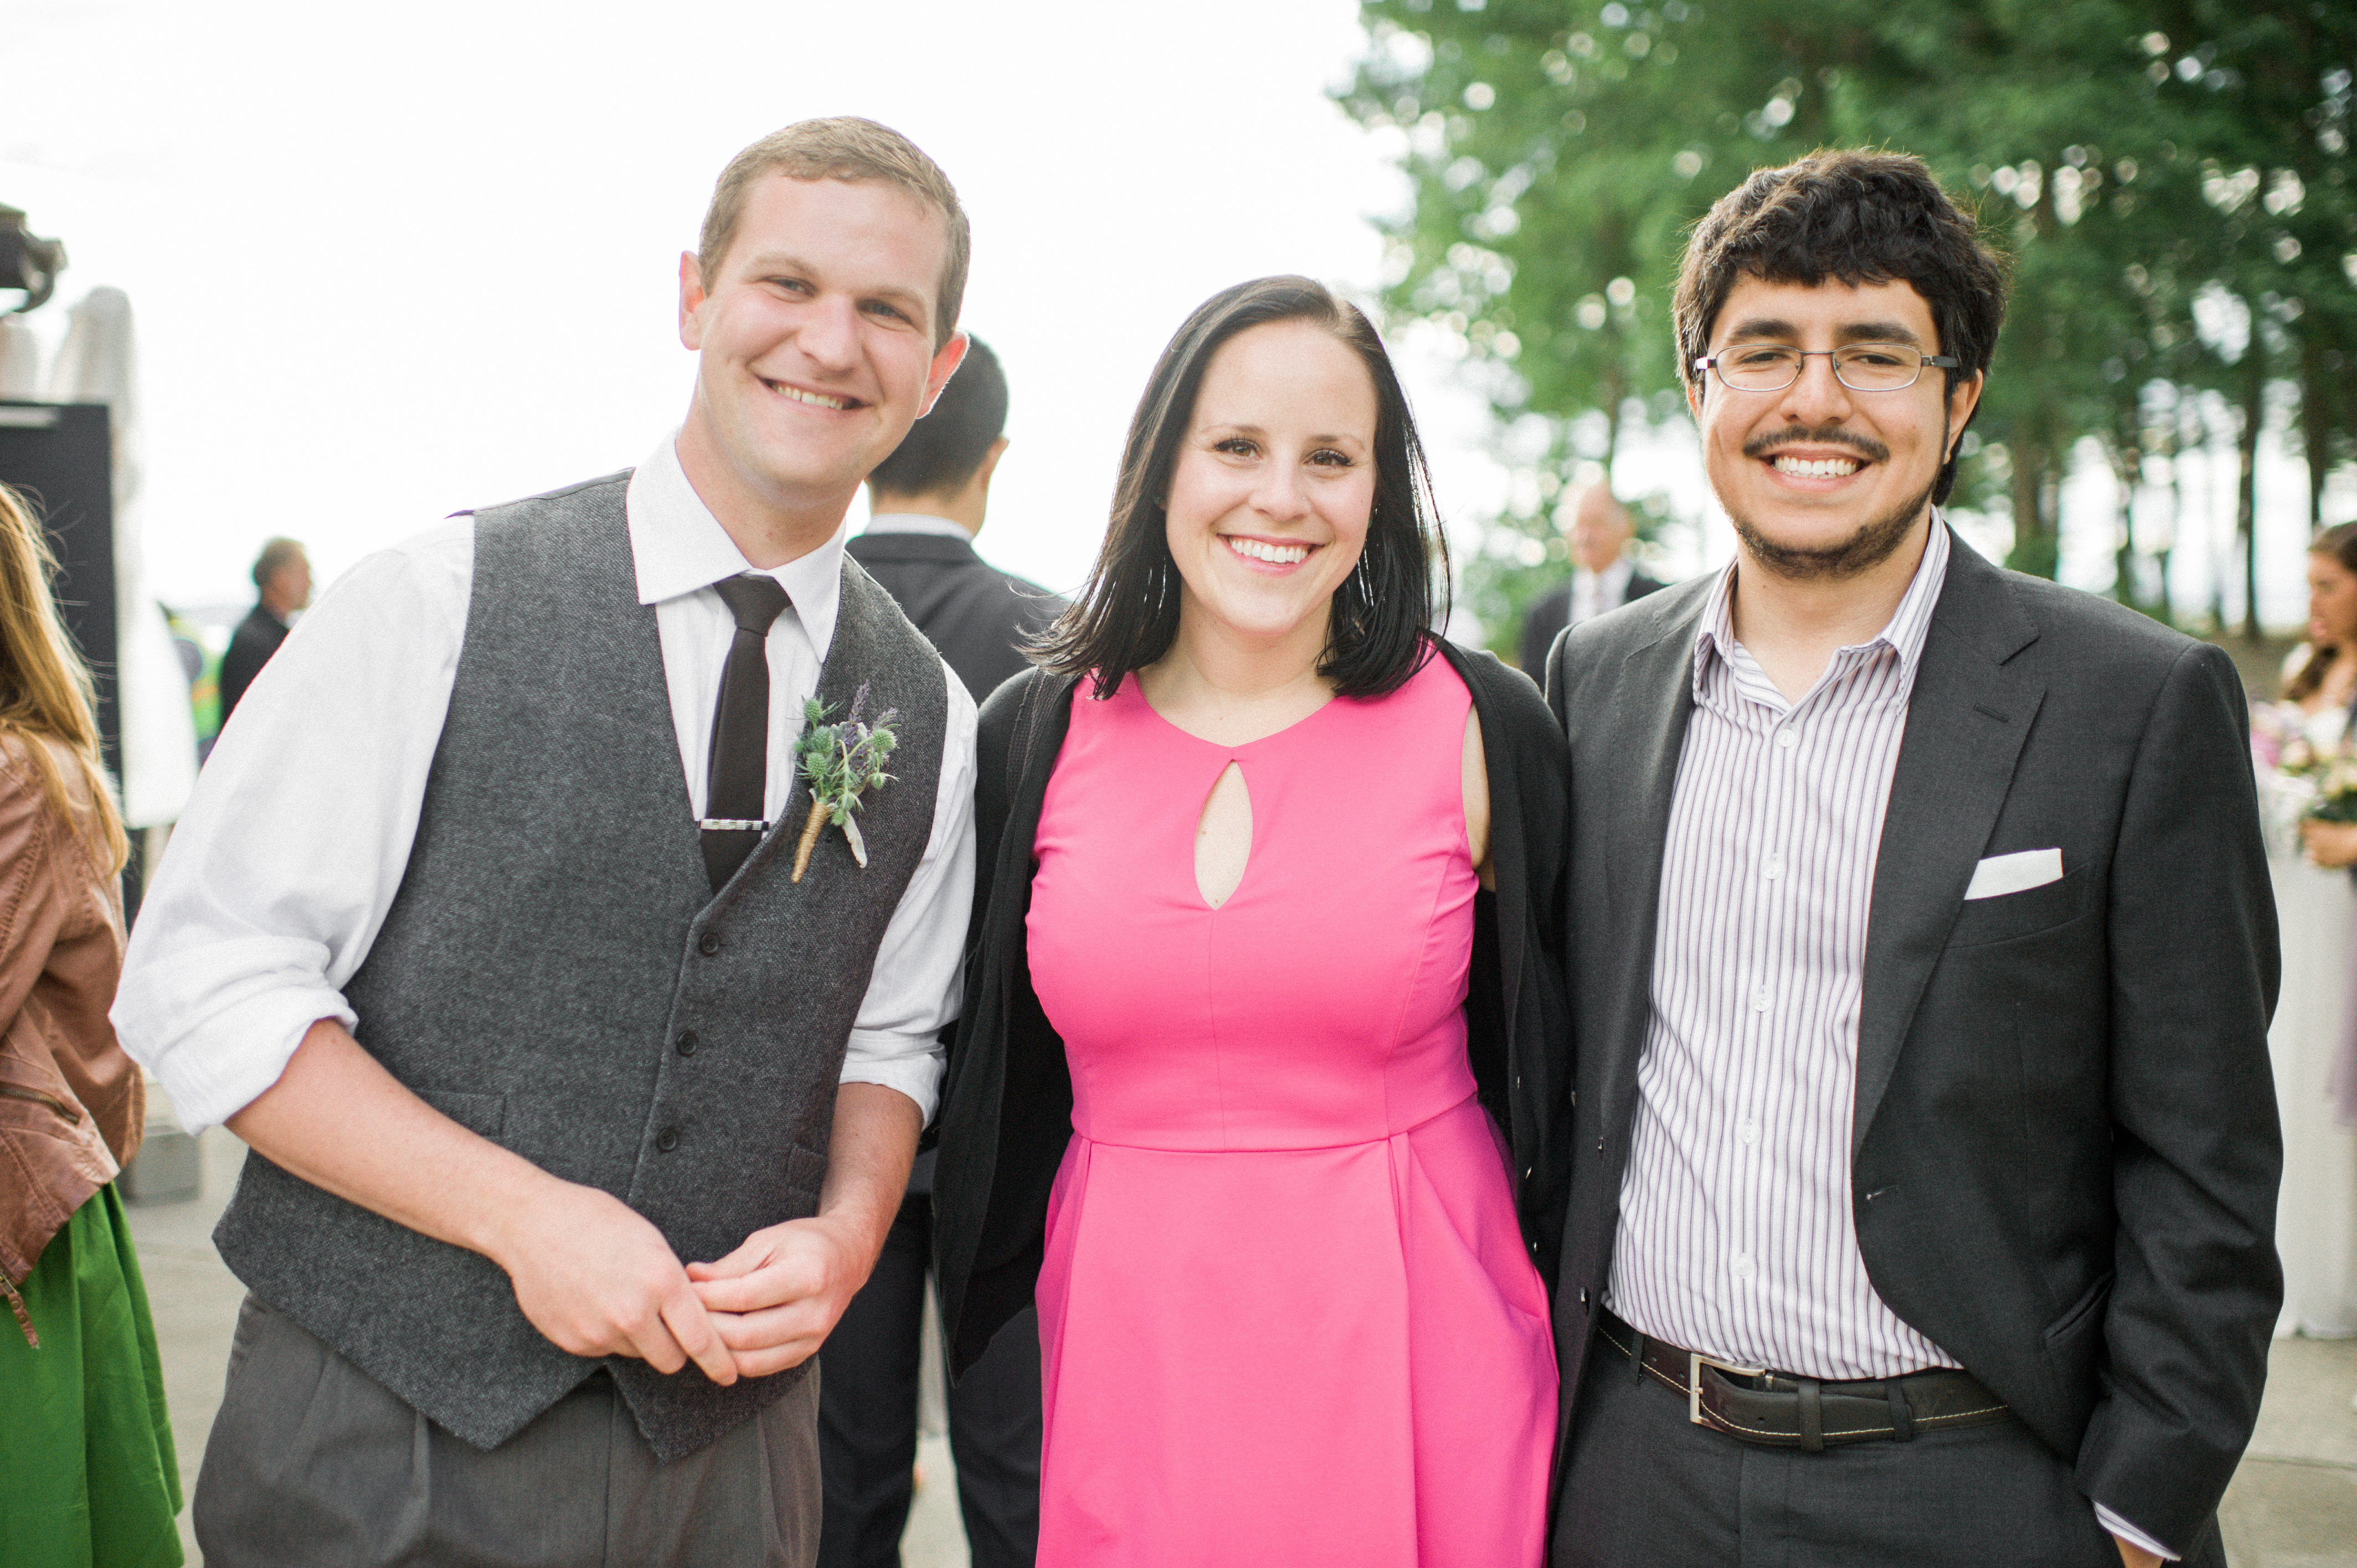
[678,173,965,520]
[1690,274,1981,581]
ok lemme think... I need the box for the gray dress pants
[1551,1338,2227,1568]
[195,1296,820,1567]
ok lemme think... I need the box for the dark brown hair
[2286,521,2357,703]
[1036,276,1449,700]
[1674,149,2010,506]
[697,117,969,348]
[868,335,1006,498]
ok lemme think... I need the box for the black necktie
[702,574,792,891]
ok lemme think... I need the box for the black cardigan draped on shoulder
[931,639,1572,1377]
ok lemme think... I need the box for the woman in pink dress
[934,277,1572,1565]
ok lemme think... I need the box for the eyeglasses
[1693,344,1960,394]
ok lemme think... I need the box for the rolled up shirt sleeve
[111,521,475,1132]
[836,664,977,1126]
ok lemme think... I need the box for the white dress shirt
[1569,558,1634,628]
[1605,517,2170,1559]
[863,511,976,540]
[114,435,977,1134]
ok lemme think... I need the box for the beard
[1726,417,1945,582]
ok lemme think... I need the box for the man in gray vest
[113,117,982,1567]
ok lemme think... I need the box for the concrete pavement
[126,1127,2353,1566]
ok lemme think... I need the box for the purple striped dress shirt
[1606,521,1959,1381]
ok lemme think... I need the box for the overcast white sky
[1,0,2331,628]
[2,0,1521,613]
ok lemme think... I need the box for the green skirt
[0,1184,183,1568]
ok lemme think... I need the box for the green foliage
[1337,0,2357,645]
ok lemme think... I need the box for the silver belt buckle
[1689,1349,1769,1426]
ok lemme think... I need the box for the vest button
[656,1127,680,1153]
[676,1031,698,1057]
[698,932,721,956]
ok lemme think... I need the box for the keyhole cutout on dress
[1195,761,1254,909]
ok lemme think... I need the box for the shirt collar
[1578,558,1633,593]
[864,512,976,541]
[1691,512,1952,703]
[626,433,847,662]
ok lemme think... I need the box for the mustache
[1741,426,1890,465]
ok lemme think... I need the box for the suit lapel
[1599,610,1701,1139]
[1851,537,2044,1154]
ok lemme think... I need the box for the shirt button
[676,1031,698,1057]
[1739,1120,1760,1146]
[1752,984,1772,1012]
[698,932,721,956]
[656,1127,680,1153]
[1732,1253,1757,1281]
[1763,856,1784,881]
[1777,729,1798,749]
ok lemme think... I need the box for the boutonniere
[792,682,898,882]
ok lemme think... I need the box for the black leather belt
[1597,1309,2010,1452]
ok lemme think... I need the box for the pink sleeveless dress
[1025,654,1556,1566]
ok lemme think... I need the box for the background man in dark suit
[847,337,1061,702]
[1517,486,1663,677]
[827,334,1056,1568]
[217,535,309,724]
[1545,151,2279,1568]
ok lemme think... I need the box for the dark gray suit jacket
[1543,529,2281,1555]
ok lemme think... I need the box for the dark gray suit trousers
[1553,1334,2227,1567]
[195,1296,821,1567]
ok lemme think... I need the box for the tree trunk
[2110,419,2139,609]
[2238,343,2265,641]
[2005,414,2058,580]
[1601,357,1626,485]
[2303,332,2332,535]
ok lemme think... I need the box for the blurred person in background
[2252,522,2357,1339]
[1516,485,1664,678]
[849,334,1062,699]
[0,483,182,1567]
[824,333,1049,1568]
[215,536,309,726]
[935,276,1569,1566]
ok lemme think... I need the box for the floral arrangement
[2253,702,2357,830]
[791,684,898,883]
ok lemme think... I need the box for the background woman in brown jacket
[0,481,182,1566]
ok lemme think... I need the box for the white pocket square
[1964,847,2063,901]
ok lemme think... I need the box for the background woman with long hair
[2258,520,2357,1342]
[0,482,183,1566]
[934,277,1567,1564]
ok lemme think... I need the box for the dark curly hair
[1674,149,2010,506]
[1035,276,1449,700]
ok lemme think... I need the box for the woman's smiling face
[1163,319,1380,650]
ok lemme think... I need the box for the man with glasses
[1543,150,2278,1568]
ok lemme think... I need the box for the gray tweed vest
[213,472,949,1459]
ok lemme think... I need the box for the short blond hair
[697,117,969,347]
